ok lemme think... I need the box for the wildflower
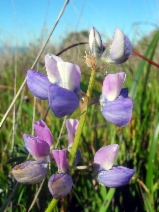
[100,72,133,127]
[48,149,73,199]
[101,28,132,64]
[11,120,53,184]
[93,144,134,187]
[11,161,48,184]
[27,54,81,118]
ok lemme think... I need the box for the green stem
[69,68,97,167]
[45,198,58,212]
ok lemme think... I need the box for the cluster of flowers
[12,27,134,199]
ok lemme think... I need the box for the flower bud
[66,118,79,147]
[97,166,134,188]
[48,174,73,199]
[102,28,132,64]
[11,161,48,184]
[52,149,69,173]
[89,27,103,58]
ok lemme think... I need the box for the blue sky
[0,0,159,47]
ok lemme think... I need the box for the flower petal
[27,69,51,100]
[101,72,126,101]
[23,134,51,162]
[11,161,48,184]
[93,144,119,171]
[104,28,132,64]
[48,173,73,199]
[48,84,79,118]
[52,149,69,173]
[119,88,128,98]
[34,120,53,146]
[66,119,79,147]
[98,166,134,188]
[102,98,133,127]
[57,62,81,94]
[45,54,63,85]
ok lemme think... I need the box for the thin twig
[28,179,45,212]
[55,116,67,148]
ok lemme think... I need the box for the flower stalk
[69,67,97,167]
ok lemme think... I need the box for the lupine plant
[10,27,136,211]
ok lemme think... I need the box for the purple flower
[102,28,132,64]
[34,120,53,146]
[93,144,134,188]
[12,120,53,183]
[48,174,73,199]
[100,72,133,127]
[27,54,81,118]
[49,149,73,199]
[11,161,48,184]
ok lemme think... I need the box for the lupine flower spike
[100,72,133,127]
[27,54,81,118]
[93,144,134,187]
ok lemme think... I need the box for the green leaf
[99,188,115,212]
[129,31,159,99]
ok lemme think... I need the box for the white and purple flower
[27,54,81,118]
[93,144,134,187]
[100,72,133,127]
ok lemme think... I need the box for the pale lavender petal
[57,62,81,94]
[102,98,133,127]
[102,72,126,101]
[48,173,73,199]
[93,144,119,171]
[119,88,128,98]
[45,54,63,85]
[108,28,132,64]
[34,120,53,146]
[89,27,103,57]
[66,119,79,147]
[48,84,79,118]
[52,149,69,173]
[11,161,47,184]
[27,69,51,100]
[98,166,134,188]
[23,134,51,162]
